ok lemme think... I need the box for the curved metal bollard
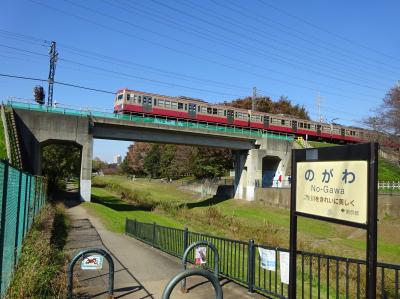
[181,241,219,293]
[162,269,223,299]
[67,248,114,299]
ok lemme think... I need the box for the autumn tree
[365,83,400,155]
[227,95,310,120]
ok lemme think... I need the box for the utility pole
[316,92,323,122]
[47,41,58,107]
[251,87,257,111]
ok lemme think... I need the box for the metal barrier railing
[125,218,400,298]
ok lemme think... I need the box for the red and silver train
[114,88,367,143]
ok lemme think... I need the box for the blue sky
[1,0,399,162]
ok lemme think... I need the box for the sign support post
[288,143,378,298]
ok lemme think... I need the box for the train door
[341,128,345,138]
[143,96,152,113]
[292,120,297,132]
[317,124,322,136]
[264,116,270,128]
[227,109,234,124]
[188,103,196,118]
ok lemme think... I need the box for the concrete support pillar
[234,150,248,200]
[80,135,93,202]
[234,149,265,201]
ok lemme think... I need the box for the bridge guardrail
[6,100,295,141]
[125,218,400,298]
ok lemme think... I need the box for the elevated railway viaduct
[6,102,293,201]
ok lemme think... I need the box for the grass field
[84,175,400,264]
[0,116,7,159]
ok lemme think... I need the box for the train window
[224,110,227,116]
[154,98,157,106]
[172,102,178,109]
[117,94,123,100]
[235,112,238,117]
[217,109,223,116]
[126,94,130,101]
[165,100,170,108]
[198,106,201,112]
[178,102,183,110]
[159,99,164,107]
[207,107,212,114]
[184,104,187,110]
[212,108,217,115]
[281,120,285,125]
[138,96,142,104]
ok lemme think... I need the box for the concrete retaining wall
[255,188,400,219]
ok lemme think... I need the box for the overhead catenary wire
[225,0,400,72]
[258,0,400,64]
[0,73,116,94]
[163,0,397,83]
[115,0,395,87]
[32,0,386,101]
[0,30,383,107]
[83,0,385,92]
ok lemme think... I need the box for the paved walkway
[65,202,266,299]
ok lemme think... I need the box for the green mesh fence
[0,160,47,297]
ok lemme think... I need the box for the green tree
[41,143,81,191]
[192,147,233,178]
[92,157,107,172]
[144,144,161,178]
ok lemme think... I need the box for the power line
[227,0,400,71]
[0,31,380,106]
[39,0,384,100]
[0,72,116,94]
[116,0,394,87]
[170,0,397,83]
[144,0,384,92]
[258,0,400,64]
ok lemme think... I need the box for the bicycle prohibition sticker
[296,161,368,224]
[81,255,104,270]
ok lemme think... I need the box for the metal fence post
[0,161,9,296]
[134,219,137,235]
[124,217,128,235]
[152,222,156,247]
[247,239,255,293]
[183,227,188,252]
[13,171,23,266]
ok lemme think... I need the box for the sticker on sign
[81,255,104,270]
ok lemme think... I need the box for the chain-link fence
[0,159,47,297]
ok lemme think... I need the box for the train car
[114,88,366,143]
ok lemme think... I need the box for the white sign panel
[258,248,276,271]
[279,252,290,285]
[195,247,207,265]
[81,255,104,270]
[296,161,368,224]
